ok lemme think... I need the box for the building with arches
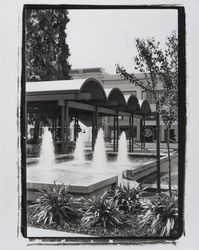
[26,77,152,153]
[70,67,178,144]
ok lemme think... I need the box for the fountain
[39,127,55,168]
[27,127,156,202]
[73,132,86,163]
[117,131,129,164]
[92,128,106,170]
[27,127,118,201]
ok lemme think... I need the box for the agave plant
[110,183,147,213]
[81,192,124,230]
[30,183,82,226]
[139,192,178,236]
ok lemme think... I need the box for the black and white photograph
[3,1,199,249]
[22,5,185,241]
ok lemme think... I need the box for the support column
[92,111,96,151]
[74,117,76,143]
[128,116,132,152]
[95,107,99,133]
[156,109,161,193]
[65,101,69,153]
[91,107,99,151]
[74,116,78,142]
[54,118,57,153]
[55,117,57,141]
[52,119,55,140]
[140,118,143,148]
[131,114,134,152]
[113,115,116,152]
[53,119,56,140]
[143,115,146,148]
[116,111,119,152]
[61,105,65,153]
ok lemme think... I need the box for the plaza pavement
[27,226,93,237]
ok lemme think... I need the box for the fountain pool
[27,156,154,183]
[27,156,155,201]
[27,128,156,201]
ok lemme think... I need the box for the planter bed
[27,205,150,237]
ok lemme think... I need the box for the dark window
[141,90,146,100]
[83,68,102,73]
[70,70,79,74]
[123,90,137,96]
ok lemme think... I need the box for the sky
[66,9,177,74]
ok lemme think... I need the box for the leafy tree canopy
[116,31,178,128]
[116,32,178,195]
[25,9,71,81]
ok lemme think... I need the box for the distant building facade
[70,67,178,144]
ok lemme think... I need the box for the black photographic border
[21,4,186,244]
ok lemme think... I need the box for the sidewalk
[27,226,93,237]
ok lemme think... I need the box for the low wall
[122,153,177,181]
[27,176,118,202]
[26,151,164,165]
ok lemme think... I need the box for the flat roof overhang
[26,79,151,117]
[27,78,107,102]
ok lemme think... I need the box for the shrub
[26,144,41,157]
[30,183,82,226]
[139,191,178,236]
[108,183,147,213]
[81,192,124,231]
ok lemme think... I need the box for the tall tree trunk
[166,127,172,196]
[156,106,161,193]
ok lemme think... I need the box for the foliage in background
[30,183,82,227]
[157,32,178,196]
[116,31,178,116]
[25,9,71,81]
[25,9,72,141]
[158,31,178,128]
[81,192,124,231]
[116,31,178,195]
[138,192,178,236]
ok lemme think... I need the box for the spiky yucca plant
[30,183,82,226]
[108,183,147,213]
[139,192,178,236]
[81,192,124,230]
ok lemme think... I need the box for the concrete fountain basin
[27,165,118,201]
[26,128,167,202]
[122,152,177,181]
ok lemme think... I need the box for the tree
[158,32,178,196]
[25,9,71,81]
[25,9,72,143]
[116,31,178,195]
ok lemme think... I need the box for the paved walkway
[27,226,92,237]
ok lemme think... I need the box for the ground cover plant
[29,183,83,227]
[27,183,178,237]
[81,191,124,232]
[108,183,148,213]
[138,191,178,236]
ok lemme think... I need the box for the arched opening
[106,88,126,107]
[80,78,107,101]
